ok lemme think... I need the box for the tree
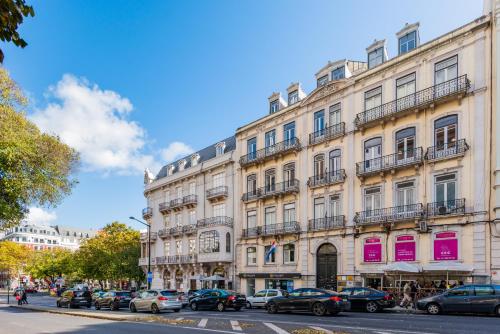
[0,241,30,279]
[76,222,143,288]
[25,248,75,283]
[0,68,80,230]
[0,0,35,63]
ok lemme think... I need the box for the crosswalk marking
[230,320,242,331]
[198,318,208,328]
[263,322,290,334]
[310,326,334,334]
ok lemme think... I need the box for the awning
[201,275,225,281]
[423,262,473,273]
[381,262,421,273]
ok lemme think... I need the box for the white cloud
[160,142,194,163]
[25,207,57,226]
[30,74,159,175]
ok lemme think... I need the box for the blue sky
[2,0,482,230]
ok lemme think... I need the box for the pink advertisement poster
[434,238,458,260]
[395,240,416,261]
[364,238,382,262]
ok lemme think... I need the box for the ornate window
[199,230,220,253]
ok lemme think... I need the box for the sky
[2,0,483,231]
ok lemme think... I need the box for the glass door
[395,127,416,164]
[396,73,416,110]
[364,137,382,172]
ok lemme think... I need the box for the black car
[417,284,500,316]
[188,289,210,303]
[340,287,395,313]
[189,289,246,312]
[95,291,132,310]
[57,289,92,309]
[266,288,349,316]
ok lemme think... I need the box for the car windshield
[161,290,179,296]
[116,292,131,297]
[74,291,88,297]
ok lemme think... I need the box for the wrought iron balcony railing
[308,216,345,231]
[239,137,301,167]
[309,122,346,146]
[206,186,229,200]
[183,194,197,206]
[355,75,470,128]
[355,203,424,226]
[242,190,260,202]
[356,148,423,177]
[197,216,233,229]
[258,179,300,200]
[159,202,172,213]
[241,227,260,238]
[140,231,157,241]
[156,254,197,265]
[261,221,301,236]
[138,257,156,266]
[308,170,346,188]
[182,224,197,234]
[425,139,469,162]
[427,198,465,217]
[142,207,153,219]
[170,198,184,210]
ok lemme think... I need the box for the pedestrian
[458,280,464,286]
[21,290,28,304]
[400,282,412,308]
[410,282,418,308]
[14,290,21,305]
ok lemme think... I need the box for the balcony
[355,204,424,226]
[156,254,197,265]
[206,186,229,201]
[427,199,466,218]
[138,257,156,266]
[170,198,184,211]
[241,227,259,238]
[309,122,346,146]
[140,231,157,242]
[308,170,346,188]
[308,216,345,231]
[142,207,153,219]
[182,224,197,234]
[183,194,197,208]
[354,75,470,129]
[356,148,423,178]
[261,222,301,236]
[159,201,172,214]
[239,138,302,167]
[426,139,469,162]
[258,179,300,200]
[242,190,259,203]
[197,216,233,229]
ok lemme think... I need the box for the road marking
[175,317,184,321]
[198,318,208,328]
[310,326,333,334]
[230,320,242,331]
[263,322,290,334]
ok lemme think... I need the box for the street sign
[147,272,153,283]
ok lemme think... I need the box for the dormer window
[167,165,175,176]
[317,75,328,87]
[215,142,226,156]
[368,47,384,69]
[331,66,345,80]
[191,153,200,167]
[270,100,279,114]
[178,159,187,171]
[288,90,299,105]
[399,30,417,55]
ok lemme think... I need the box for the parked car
[246,289,287,309]
[95,291,132,310]
[188,289,210,303]
[178,292,189,308]
[91,290,107,302]
[417,284,500,316]
[339,287,395,313]
[189,289,246,312]
[266,288,349,316]
[129,290,182,314]
[56,289,92,309]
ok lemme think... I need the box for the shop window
[433,231,458,261]
[363,237,382,263]
[394,235,416,261]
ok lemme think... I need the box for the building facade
[235,15,494,296]
[141,137,237,291]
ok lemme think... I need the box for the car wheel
[67,303,72,309]
[110,302,118,311]
[216,302,225,312]
[130,303,137,313]
[56,301,61,308]
[95,302,101,310]
[151,304,160,314]
[426,303,441,315]
[267,302,278,314]
[495,305,500,317]
[312,302,327,316]
[246,301,252,309]
[366,301,379,313]
[190,302,198,311]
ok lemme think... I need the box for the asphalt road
[2,294,500,334]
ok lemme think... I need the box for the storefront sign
[238,273,302,279]
[434,232,458,260]
[395,235,416,261]
[364,237,382,262]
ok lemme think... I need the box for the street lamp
[129,216,151,289]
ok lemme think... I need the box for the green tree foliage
[0,240,30,278]
[25,248,75,283]
[0,0,35,63]
[0,68,80,230]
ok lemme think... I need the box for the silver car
[246,289,287,309]
[129,289,182,313]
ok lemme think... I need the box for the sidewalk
[5,304,138,321]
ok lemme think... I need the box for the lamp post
[129,216,151,289]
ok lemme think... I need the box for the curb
[9,305,136,321]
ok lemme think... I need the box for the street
[1,294,500,334]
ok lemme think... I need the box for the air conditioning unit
[418,221,428,232]
[437,206,448,215]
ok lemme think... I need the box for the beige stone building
[235,14,495,295]
[140,137,237,290]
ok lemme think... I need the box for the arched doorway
[316,243,338,290]
[163,270,171,289]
